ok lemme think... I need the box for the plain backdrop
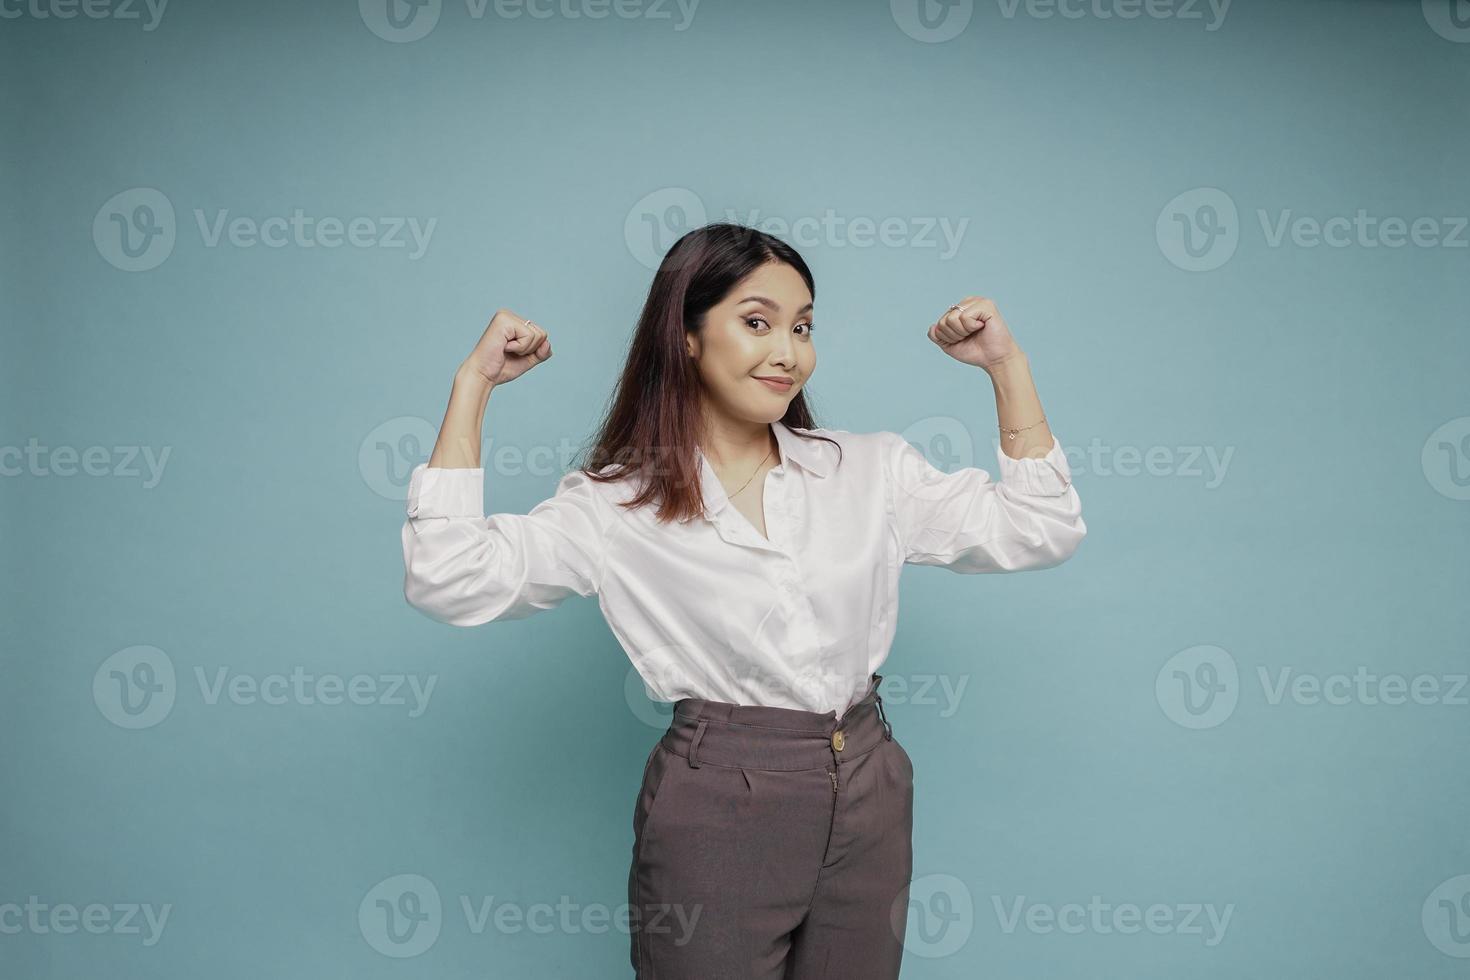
[3,0,1468,977]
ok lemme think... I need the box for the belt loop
[688,719,708,768]
[875,695,893,741]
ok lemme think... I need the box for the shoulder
[787,425,901,473]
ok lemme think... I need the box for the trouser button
[831,729,845,752]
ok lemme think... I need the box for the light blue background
[4,0,1468,976]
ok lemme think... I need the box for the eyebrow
[739,295,814,316]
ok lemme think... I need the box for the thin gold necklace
[728,445,774,497]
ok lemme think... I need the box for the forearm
[985,351,1054,460]
[427,362,494,469]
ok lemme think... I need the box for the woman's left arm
[884,296,1085,572]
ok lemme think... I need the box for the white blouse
[400,421,1086,715]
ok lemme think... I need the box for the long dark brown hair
[573,222,842,524]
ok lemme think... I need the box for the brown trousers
[628,673,914,978]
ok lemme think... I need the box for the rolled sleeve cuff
[994,434,1073,496]
[405,462,485,519]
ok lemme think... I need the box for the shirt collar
[693,420,834,518]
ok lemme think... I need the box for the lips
[754,376,794,391]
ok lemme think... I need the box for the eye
[746,316,816,337]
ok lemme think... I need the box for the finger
[938,305,968,344]
[510,317,541,354]
[968,297,997,330]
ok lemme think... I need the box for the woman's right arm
[401,312,610,627]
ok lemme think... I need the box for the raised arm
[401,311,609,626]
[888,295,1087,572]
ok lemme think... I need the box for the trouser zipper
[828,768,838,793]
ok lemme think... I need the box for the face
[685,260,816,425]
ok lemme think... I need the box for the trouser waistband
[661,673,893,771]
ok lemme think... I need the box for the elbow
[403,564,499,627]
[1000,486,1087,571]
[401,529,519,627]
[1028,515,1087,570]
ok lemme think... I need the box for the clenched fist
[926,296,1024,373]
[461,309,554,388]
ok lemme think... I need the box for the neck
[699,414,780,474]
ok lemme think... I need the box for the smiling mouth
[754,376,794,390]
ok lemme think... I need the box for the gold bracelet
[999,415,1046,441]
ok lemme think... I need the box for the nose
[767,330,797,370]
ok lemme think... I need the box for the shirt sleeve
[883,430,1087,573]
[400,463,610,626]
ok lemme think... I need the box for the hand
[926,296,1024,373]
[461,309,553,387]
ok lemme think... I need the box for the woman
[400,223,1086,978]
